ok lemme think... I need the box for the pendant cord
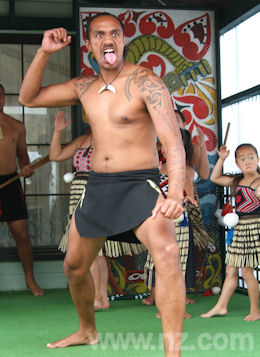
[99,61,125,87]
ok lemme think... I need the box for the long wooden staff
[0,155,49,190]
[223,122,230,146]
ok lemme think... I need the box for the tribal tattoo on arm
[125,68,165,109]
[73,76,97,99]
[125,68,175,130]
[125,68,185,197]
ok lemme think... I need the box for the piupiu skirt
[225,215,260,268]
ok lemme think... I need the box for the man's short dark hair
[0,84,5,93]
[85,12,125,41]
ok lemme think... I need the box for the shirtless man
[19,13,185,356]
[0,84,43,296]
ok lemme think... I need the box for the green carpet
[0,289,259,356]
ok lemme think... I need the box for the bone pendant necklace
[98,62,125,94]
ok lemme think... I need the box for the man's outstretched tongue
[104,52,116,64]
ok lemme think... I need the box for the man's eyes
[96,32,120,38]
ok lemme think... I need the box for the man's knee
[63,255,86,282]
[12,231,30,246]
[153,242,180,272]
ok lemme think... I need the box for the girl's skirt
[225,215,260,268]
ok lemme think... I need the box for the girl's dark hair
[180,128,194,166]
[174,109,186,124]
[230,143,260,196]
[85,12,125,41]
[234,143,258,158]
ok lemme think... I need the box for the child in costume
[201,143,260,321]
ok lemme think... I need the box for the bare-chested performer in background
[19,13,185,356]
[0,84,43,296]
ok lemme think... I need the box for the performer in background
[0,83,43,296]
[201,143,260,321]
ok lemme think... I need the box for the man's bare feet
[142,295,155,306]
[27,281,44,296]
[94,299,102,310]
[201,306,227,318]
[94,301,110,311]
[184,312,192,319]
[46,330,98,349]
[244,312,260,322]
[186,296,195,304]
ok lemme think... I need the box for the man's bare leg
[8,219,43,296]
[96,255,110,308]
[242,267,260,321]
[201,265,238,318]
[47,215,106,348]
[90,257,102,309]
[135,209,185,357]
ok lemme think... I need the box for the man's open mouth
[104,49,116,64]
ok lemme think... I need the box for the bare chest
[0,122,19,146]
[82,86,145,127]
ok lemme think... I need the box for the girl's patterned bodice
[72,146,93,173]
[235,185,260,215]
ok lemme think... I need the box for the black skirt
[75,168,160,241]
[0,172,28,221]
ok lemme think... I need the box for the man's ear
[85,40,92,52]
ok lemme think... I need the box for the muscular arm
[158,116,185,203]
[147,77,185,203]
[184,166,195,200]
[127,68,185,202]
[19,28,78,108]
